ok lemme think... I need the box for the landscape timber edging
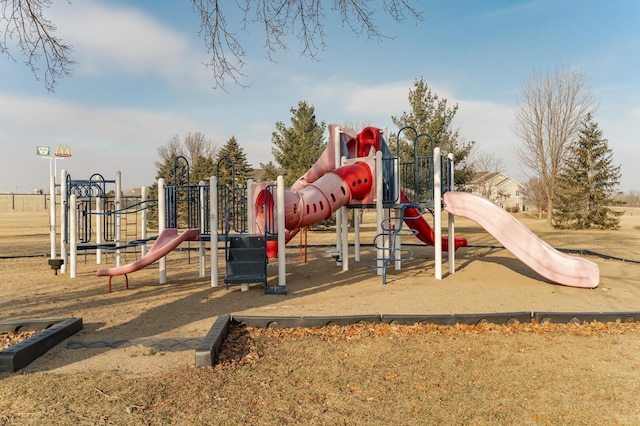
[194,311,640,368]
[0,317,83,373]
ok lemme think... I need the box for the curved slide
[400,191,468,251]
[443,191,599,288]
[96,228,200,278]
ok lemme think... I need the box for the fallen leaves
[215,320,640,369]
[0,330,41,351]
[244,319,640,341]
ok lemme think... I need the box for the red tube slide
[400,192,468,251]
[255,162,373,244]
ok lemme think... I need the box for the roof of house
[469,171,523,189]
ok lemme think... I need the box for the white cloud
[50,1,205,82]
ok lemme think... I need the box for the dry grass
[1,209,640,424]
[2,322,640,425]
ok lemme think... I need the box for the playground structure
[52,123,599,291]
[48,170,155,279]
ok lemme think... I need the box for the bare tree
[523,176,548,219]
[513,66,594,225]
[2,0,422,91]
[183,131,216,162]
[467,150,505,200]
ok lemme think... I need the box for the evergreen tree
[265,101,326,187]
[391,77,475,187]
[259,161,282,182]
[553,113,623,229]
[213,136,254,188]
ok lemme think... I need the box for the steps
[224,235,267,288]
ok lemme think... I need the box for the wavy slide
[443,191,599,288]
[96,228,200,278]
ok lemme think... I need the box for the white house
[465,172,525,212]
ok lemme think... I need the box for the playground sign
[55,144,72,157]
[36,144,72,157]
[38,144,71,179]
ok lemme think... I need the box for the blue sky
[1,0,638,193]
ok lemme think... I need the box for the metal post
[115,171,122,267]
[247,179,254,234]
[334,126,342,266]
[354,207,360,262]
[447,153,455,274]
[49,176,56,260]
[96,194,102,264]
[340,156,348,271]
[434,148,442,280]
[60,169,67,273]
[69,194,77,278]
[210,176,219,287]
[199,180,206,278]
[141,186,147,258]
[158,178,166,284]
[376,150,383,276]
[277,176,286,289]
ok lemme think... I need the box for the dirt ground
[1,208,639,376]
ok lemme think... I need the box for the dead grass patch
[2,321,640,425]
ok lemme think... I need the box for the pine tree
[213,136,254,188]
[391,77,475,187]
[553,113,623,229]
[266,101,326,187]
[259,161,282,182]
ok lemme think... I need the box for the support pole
[434,148,442,280]
[49,176,56,260]
[334,126,342,266]
[96,192,102,264]
[115,171,122,267]
[394,207,402,270]
[394,152,402,271]
[199,180,206,278]
[69,194,77,278]
[447,153,455,274]
[340,156,349,271]
[277,176,286,289]
[375,150,383,276]
[141,186,147,258]
[354,208,360,262]
[158,178,167,284]
[60,169,67,273]
[247,179,254,234]
[211,176,219,287]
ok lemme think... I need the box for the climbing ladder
[367,203,420,284]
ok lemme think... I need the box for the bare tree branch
[192,0,248,91]
[1,0,74,92]
[2,0,423,91]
